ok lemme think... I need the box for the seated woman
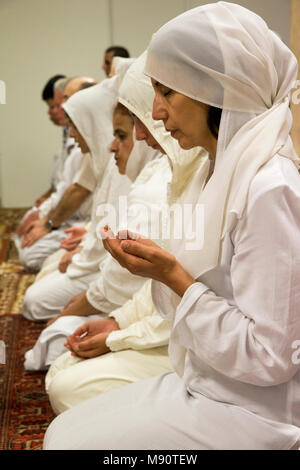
[43,52,207,414]
[44,100,173,414]
[23,56,170,371]
[44,2,300,450]
[22,72,133,325]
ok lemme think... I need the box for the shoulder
[247,155,300,212]
[133,155,171,186]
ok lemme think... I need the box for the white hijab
[145,1,300,279]
[119,51,208,197]
[111,56,136,90]
[63,78,118,181]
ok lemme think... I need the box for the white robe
[44,156,300,450]
[22,158,131,322]
[51,127,75,191]
[16,147,94,272]
[23,156,171,369]
[44,279,172,414]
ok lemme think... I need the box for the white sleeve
[86,254,146,314]
[172,184,300,387]
[73,154,97,192]
[106,280,171,351]
[106,316,171,352]
[39,148,83,218]
[108,280,154,328]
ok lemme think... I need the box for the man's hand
[60,226,87,251]
[46,291,99,327]
[65,317,120,358]
[17,210,40,237]
[58,246,82,273]
[21,217,50,248]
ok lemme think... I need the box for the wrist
[107,317,120,331]
[44,219,60,231]
[165,262,195,298]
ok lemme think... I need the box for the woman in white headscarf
[43,52,206,414]
[22,71,132,324]
[44,2,300,450]
[23,56,165,371]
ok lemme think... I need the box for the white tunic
[51,128,75,190]
[23,157,171,369]
[163,155,300,428]
[44,155,300,450]
[39,147,94,223]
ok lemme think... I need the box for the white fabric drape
[145,1,300,279]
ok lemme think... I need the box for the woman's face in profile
[110,111,134,175]
[67,117,90,154]
[151,79,213,151]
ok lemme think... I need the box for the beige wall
[0,0,292,207]
[290,0,300,156]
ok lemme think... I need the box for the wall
[290,0,300,156]
[0,0,291,207]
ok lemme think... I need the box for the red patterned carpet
[0,209,55,450]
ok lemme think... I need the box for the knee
[43,413,68,450]
[22,283,43,321]
[19,247,42,273]
[47,372,73,415]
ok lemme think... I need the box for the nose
[134,119,148,141]
[109,137,118,153]
[152,93,168,121]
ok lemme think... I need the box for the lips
[166,128,178,138]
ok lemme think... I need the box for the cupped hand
[58,246,81,273]
[101,226,195,297]
[65,317,120,358]
[60,226,87,251]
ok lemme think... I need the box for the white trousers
[45,347,172,415]
[22,269,99,321]
[24,314,103,371]
[34,248,66,283]
[43,371,300,450]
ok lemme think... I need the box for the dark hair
[106,46,130,58]
[207,106,222,139]
[42,74,66,101]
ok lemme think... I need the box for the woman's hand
[101,226,195,297]
[45,291,100,327]
[58,246,82,273]
[60,226,87,251]
[65,317,120,358]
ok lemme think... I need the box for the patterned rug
[0,208,55,450]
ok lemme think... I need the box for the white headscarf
[63,77,118,181]
[111,56,136,90]
[145,1,300,279]
[119,51,208,197]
